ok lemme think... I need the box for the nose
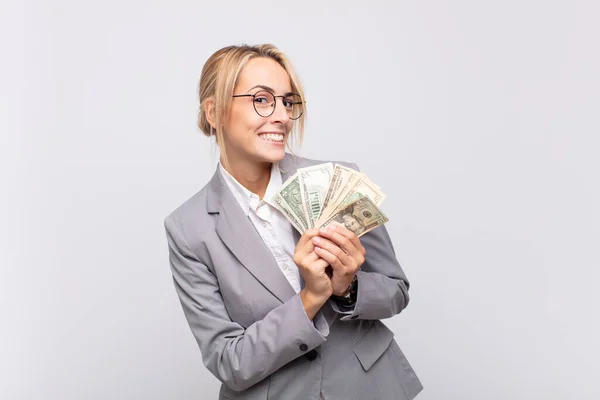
[270,97,290,124]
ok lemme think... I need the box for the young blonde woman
[164,44,423,400]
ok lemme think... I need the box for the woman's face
[223,57,294,167]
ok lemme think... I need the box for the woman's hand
[312,225,366,296]
[293,229,333,319]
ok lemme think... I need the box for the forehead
[235,57,292,93]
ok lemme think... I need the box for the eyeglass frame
[232,90,305,120]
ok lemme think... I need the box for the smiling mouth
[258,133,285,143]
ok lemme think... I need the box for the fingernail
[312,237,321,244]
[328,225,336,231]
[319,227,328,234]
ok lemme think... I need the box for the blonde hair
[197,44,306,169]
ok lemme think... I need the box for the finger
[304,255,329,275]
[325,225,366,257]
[298,228,321,246]
[295,230,319,258]
[294,244,316,268]
[318,226,363,258]
[312,236,353,267]
[331,225,366,256]
[302,239,317,257]
[296,246,325,271]
[314,246,346,271]
[305,249,320,263]
[314,257,329,271]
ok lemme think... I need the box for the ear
[204,97,217,131]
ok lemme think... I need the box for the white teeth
[259,133,284,142]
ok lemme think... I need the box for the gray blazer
[164,153,423,400]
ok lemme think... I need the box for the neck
[222,157,272,200]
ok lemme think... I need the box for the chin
[258,148,286,163]
[255,140,287,163]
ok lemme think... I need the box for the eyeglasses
[232,90,304,120]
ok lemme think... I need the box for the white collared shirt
[219,162,301,293]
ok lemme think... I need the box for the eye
[254,96,270,105]
[282,98,294,108]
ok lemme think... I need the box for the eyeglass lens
[253,90,303,119]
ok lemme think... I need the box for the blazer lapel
[207,167,296,303]
[278,152,301,184]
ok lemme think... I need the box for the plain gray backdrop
[2,0,599,399]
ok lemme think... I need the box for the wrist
[331,275,358,307]
[300,289,329,320]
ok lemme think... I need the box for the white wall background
[2,1,599,399]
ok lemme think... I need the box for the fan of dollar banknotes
[272,163,389,237]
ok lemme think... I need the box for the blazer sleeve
[329,162,411,321]
[165,216,328,392]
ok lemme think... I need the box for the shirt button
[299,343,308,351]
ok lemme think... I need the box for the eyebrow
[247,85,295,96]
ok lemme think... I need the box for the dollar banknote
[319,196,388,237]
[276,173,309,231]
[297,163,333,229]
[320,164,361,216]
[273,162,388,236]
[316,176,386,227]
[271,192,305,233]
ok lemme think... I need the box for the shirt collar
[218,162,282,216]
